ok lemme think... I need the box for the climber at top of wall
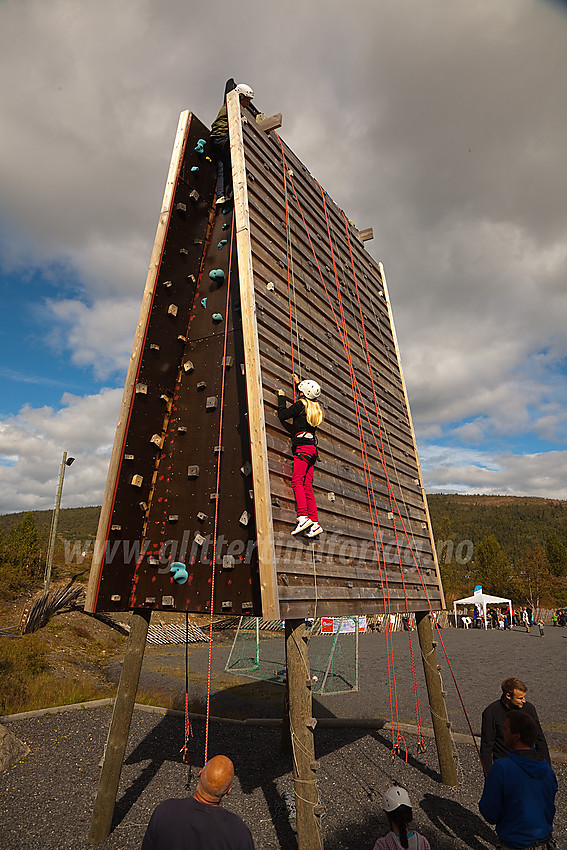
[210,79,254,206]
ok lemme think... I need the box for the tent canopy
[453,590,512,629]
[454,592,510,607]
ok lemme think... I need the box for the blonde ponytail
[301,398,323,428]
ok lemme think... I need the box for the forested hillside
[427,494,567,562]
[427,494,567,606]
[1,496,566,606]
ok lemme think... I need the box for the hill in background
[1,495,566,604]
[427,494,567,562]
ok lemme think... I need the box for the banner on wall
[321,616,367,634]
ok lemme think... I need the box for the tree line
[428,495,567,608]
[1,497,566,608]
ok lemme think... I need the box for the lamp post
[43,451,75,595]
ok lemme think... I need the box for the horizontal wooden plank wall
[240,109,443,618]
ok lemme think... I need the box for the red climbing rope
[181,611,194,763]
[275,136,403,745]
[204,210,236,765]
[275,150,479,765]
[276,136,297,400]
[338,208,427,755]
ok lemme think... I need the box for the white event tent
[453,588,512,629]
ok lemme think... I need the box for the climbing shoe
[291,516,312,535]
[305,523,323,538]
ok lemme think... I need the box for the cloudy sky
[0,0,566,514]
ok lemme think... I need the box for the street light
[43,450,75,595]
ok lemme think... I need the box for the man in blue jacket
[479,712,557,850]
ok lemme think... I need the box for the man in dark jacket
[141,754,255,849]
[479,712,557,849]
[480,677,550,775]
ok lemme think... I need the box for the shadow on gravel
[108,685,375,839]
[371,731,442,783]
[421,792,496,849]
[112,715,181,830]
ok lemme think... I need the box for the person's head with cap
[382,786,413,849]
[194,755,235,806]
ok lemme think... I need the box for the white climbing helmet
[298,379,321,400]
[382,786,412,812]
[235,83,254,99]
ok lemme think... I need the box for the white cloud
[0,389,121,513]
[0,0,566,503]
[423,448,567,500]
[46,296,140,379]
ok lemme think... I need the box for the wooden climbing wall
[85,93,444,620]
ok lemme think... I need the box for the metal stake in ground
[285,618,323,850]
[415,610,458,786]
[88,609,151,843]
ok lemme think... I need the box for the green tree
[546,534,567,578]
[0,513,43,598]
[474,535,511,597]
[514,543,554,611]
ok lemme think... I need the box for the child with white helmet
[276,374,324,537]
[373,786,431,850]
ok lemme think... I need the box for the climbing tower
[85,91,443,622]
[86,91,455,848]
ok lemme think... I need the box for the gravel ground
[1,624,566,849]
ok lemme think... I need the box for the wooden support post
[227,89,279,619]
[415,610,458,787]
[285,619,322,850]
[88,609,151,843]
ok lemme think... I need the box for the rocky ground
[1,623,566,849]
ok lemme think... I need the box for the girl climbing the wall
[276,374,324,538]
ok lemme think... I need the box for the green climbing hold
[191,166,199,173]
[194,139,206,154]
[201,297,207,308]
[209,269,225,282]
[212,313,223,323]
[218,240,228,250]
[170,562,189,584]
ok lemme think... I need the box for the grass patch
[0,633,113,715]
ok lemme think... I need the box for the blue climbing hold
[194,139,206,154]
[222,222,230,230]
[212,313,223,323]
[170,561,189,584]
[209,269,225,282]
[201,297,207,308]
[191,166,199,173]
[217,240,227,250]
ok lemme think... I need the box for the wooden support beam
[415,610,458,787]
[88,609,151,843]
[256,112,282,133]
[227,90,279,620]
[285,619,323,850]
[357,227,374,243]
